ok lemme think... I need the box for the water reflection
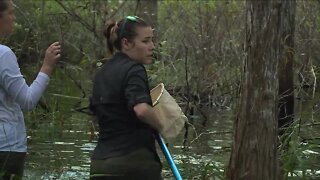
[23,106,320,179]
[24,112,94,179]
[23,110,233,179]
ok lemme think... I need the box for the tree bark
[227,1,282,179]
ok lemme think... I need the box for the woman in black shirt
[89,16,163,180]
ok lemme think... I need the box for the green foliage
[279,116,320,179]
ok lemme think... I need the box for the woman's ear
[121,38,131,50]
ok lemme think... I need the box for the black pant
[90,148,162,180]
[0,151,26,180]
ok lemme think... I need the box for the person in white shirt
[0,0,61,179]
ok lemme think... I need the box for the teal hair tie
[119,16,138,39]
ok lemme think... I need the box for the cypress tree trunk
[227,1,282,179]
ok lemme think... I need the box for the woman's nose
[151,42,155,50]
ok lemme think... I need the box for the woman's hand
[40,42,61,76]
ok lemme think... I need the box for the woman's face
[124,26,155,65]
[0,0,15,37]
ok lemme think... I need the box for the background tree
[278,0,296,144]
[135,0,157,29]
[227,1,282,179]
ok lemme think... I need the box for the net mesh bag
[150,83,187,139]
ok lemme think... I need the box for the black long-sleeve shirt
[90,52,158,160]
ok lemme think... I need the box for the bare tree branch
[54,0,99,38]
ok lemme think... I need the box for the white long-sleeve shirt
[0,44,49,152]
